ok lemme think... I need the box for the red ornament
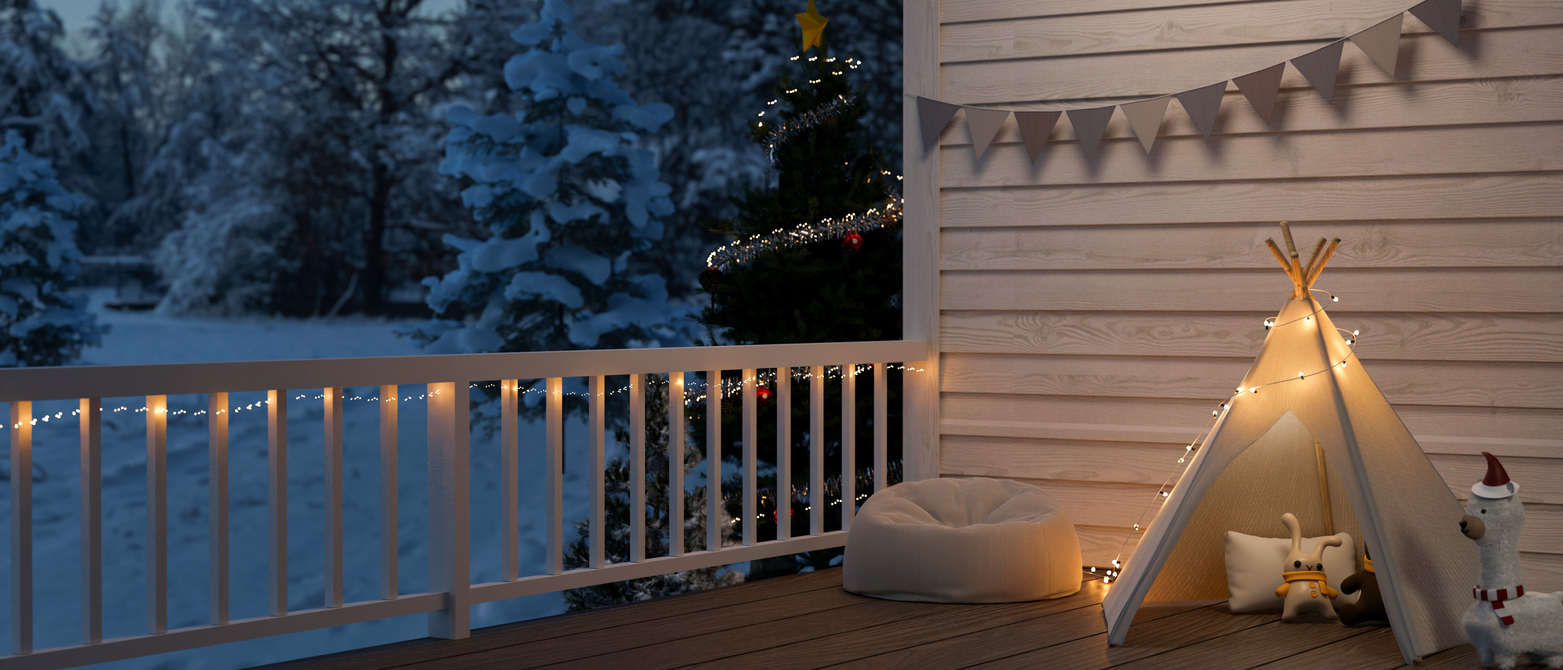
[757,386,773,404]
[842,232,864,251]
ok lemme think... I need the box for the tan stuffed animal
[1273,512,1343,622]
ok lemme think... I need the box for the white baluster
[776,368,791,541]
[630,373,646,563]
[10,400,32,655]
[324,388,344,609]
[810,366,824,536]
[426,382,470,639]
[589,375,605,569]
[873,364,886,493]
[545,377,563,575]
[379,385,398,599]
[267,390,288,617]
[842,365,856,530]
[81,398,102,642]
[207,393,228,624]
[706,370,721,551]
[147,395,167,634]
[501,380,518,582]
[667,372,685,557]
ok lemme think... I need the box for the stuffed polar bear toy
[1460,452,1563,669]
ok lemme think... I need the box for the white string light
[704,197,903,273]
[1107,300,1362,580]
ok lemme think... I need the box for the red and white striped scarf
[1473,584,1525,626]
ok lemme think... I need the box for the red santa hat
[1471,451,1519,499]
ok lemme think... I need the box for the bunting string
[915,0,1461,165]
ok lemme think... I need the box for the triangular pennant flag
[1175,82,1226,141]
[1014,110,1061,163]
[917,96,961,149]
[964,107,1010,159]
[1066,106,1115,162]
[1291,41,1346,103]
[1120,97,1171,154]
[1233,63,1285,127]
[1350,14,1404,77]
[1409,0,1460,45]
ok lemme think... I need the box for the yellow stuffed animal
[1274,512,1343,622]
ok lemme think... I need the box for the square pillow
[1224,531,1358,613]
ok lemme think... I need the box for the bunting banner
[914,0,1462,166]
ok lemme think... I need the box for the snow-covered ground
[2,295,728,668]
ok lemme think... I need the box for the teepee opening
[1141,413,1364,604]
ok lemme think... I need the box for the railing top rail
[0,340,928,402]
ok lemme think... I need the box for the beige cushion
[1224,530,1358,613]
[843,477,1082,603]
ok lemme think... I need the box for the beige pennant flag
[1233,64,1285,127]
[1291,41,1346,103]
[1175,82,1227,141]
[1350,14,1404,77]
[917,97,962,149]
[1121,97,1171,154]
[965,108,1011,159]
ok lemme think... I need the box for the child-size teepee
[1101,223,1478,664]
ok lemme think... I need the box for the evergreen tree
[696,39,903,571]
[411,0,688,361]
[563,376,741,610]
[0,131,104,367]
[85,0,163,250]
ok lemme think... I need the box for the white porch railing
[0,340,927,670]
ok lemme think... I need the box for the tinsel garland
[704,196,903,274]
[763,94,856,163]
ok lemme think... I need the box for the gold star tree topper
[796,0,827,52]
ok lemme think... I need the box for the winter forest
[2,0,903,665]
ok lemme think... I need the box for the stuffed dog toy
[1337,548,1388,626]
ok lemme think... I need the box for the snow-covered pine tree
[411,0,687,359]
[0,131,104,367]
[86,0,163,249]
[563,377,740,610]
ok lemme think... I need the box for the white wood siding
[924,0,1563,587]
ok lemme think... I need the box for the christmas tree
[696,3,903,575]
[0,130,104,367]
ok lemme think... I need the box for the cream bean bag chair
[843,477,1082,603]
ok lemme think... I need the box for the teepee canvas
[1101,223,1478,664]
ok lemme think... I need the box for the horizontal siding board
[940,28,1563,105]
[942,354,1563,409]
[1077,525,1145,566]
[938,123,1563,188]
[941,268,1563,313]
[942,435,1188,483]
[941,220,1563,271]
[942,0,1279,25]
[940,394,1563,443]
[939,174,1563,228]
[939,77,1563,149]
[939,311,1563,363]
[943,0,1549,63]
[1430,454,1563,505]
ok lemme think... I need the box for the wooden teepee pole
[1277,222,1305,298]
[1304,238,1342,289]
[1302,237,1327,284]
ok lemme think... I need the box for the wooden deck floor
[266,568,1492,670]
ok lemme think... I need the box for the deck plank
[1109,619,1374,670]
[690,579,1112,669]
[1252,626,1404,670]
[541,597,954,670]
[265,568,842,670]
[967,603,1276,669]
[836,595,1204,670]
[401,586,867,669]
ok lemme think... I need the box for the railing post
[810,366,824,536]
[668,372,685,557]
[81,398,102,643]
[426,382,470,639]
[776,369,791,541]
[588,376,605,569]
[841,366,856,530]
[873,363,887,492]
[323,388,344,609]
[267,390,288,617]
[208,393,229,624]
[706,370,721,551]
[742,369,756,546]
[379,385,399,600]
[147,395,167,634]
[546,377,563,574]
[501,380,519,582]
[630,373,646,562]
[10,401,32,655]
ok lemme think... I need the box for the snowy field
[1,294,729,668]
